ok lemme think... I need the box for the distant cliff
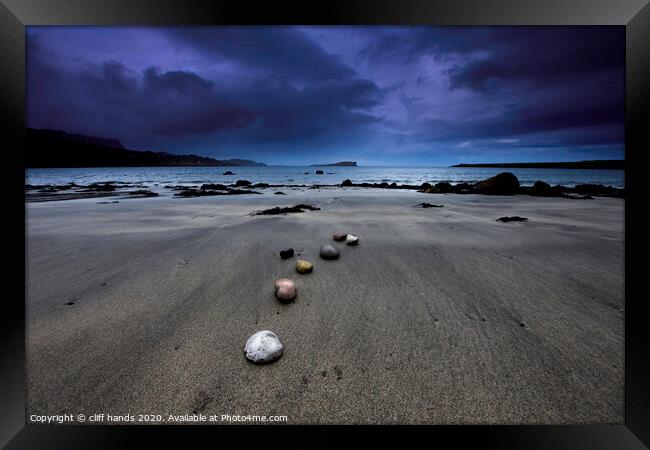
[26,128,266,168]
[451,160,624,170]
[311,161,357,167]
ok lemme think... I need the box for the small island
[451,160,624,170]
[310,161,357,167]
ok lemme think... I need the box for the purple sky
[26,26,625,166]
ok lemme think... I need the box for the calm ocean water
[25,166,625,189]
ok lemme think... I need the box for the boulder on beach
[274,191,286,195]
[346,234,359,246]
[474,172,520,195]
[341,179,353,187]
[316,170,324,174]
[529,181,568,197]
[434,181,454,193]
[420,182,432,191]
[320,244,340,260]
[235,179,252,187]
[274,278,297,303]
[244,330,284,364]
[574,183,623,197]
[280,248,294,259]
[222,171,234,175]
[295,259,313,274]
[531,180,551,196]
[332,233,348,242]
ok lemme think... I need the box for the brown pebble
[274,278,297,303]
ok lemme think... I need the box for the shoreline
[25,172,625,203]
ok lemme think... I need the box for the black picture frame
[2,0,648,447]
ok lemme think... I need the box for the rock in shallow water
[346,234,359,246]
[274,278,297,302]
[320,244,340,260]
[280,248,294,259]
[244,330,284,364]
[295,259,313,274]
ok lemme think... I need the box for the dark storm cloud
[166,27,357,81]
[444,27,624,92]
[27,29,383,151]
[357,26,624,154]
[26,26,625,164]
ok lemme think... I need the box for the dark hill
[26,128,265,168]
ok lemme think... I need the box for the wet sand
[26,189,624,424]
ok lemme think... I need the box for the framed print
[1,0,649,447]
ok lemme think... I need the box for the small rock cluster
[244,230,361,365]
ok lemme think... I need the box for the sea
[25,166,625,189]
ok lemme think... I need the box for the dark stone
[496,216,528,223]
[235,179,252,187]
[252,204,321,215]
[201,183,229,191]
[341,179,353,187]
[420,182,432,191]
[227,189,262,195]
[455,183,474,193]
[434,182,453,193]
[252,183,270,188]
[332,233,348,242]
[222,171,234,175]
[274,191,286,195]
[574,183,623,197]
[316,170,324,174]
[280,248,294,259]
[81,183,116,192]
[175,189,201,197]
[531,180,551,196]
[474,172,520,195]
[415,203,444,208]
[319,244,340,260]
[126,190,159,198]
[175,187,261,197]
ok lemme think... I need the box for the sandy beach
[25,188,624,424]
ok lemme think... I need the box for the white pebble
[244,330,284,364]
[346,234,359,245]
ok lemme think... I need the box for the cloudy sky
[26,26,624,166]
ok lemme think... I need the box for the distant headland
[310,161,357,167]
[451,160,624,170]
[26,128,266,168]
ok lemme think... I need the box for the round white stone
[244,330,284,364]
[346,234,359,245]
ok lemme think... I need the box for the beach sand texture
[26,189,624,424]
